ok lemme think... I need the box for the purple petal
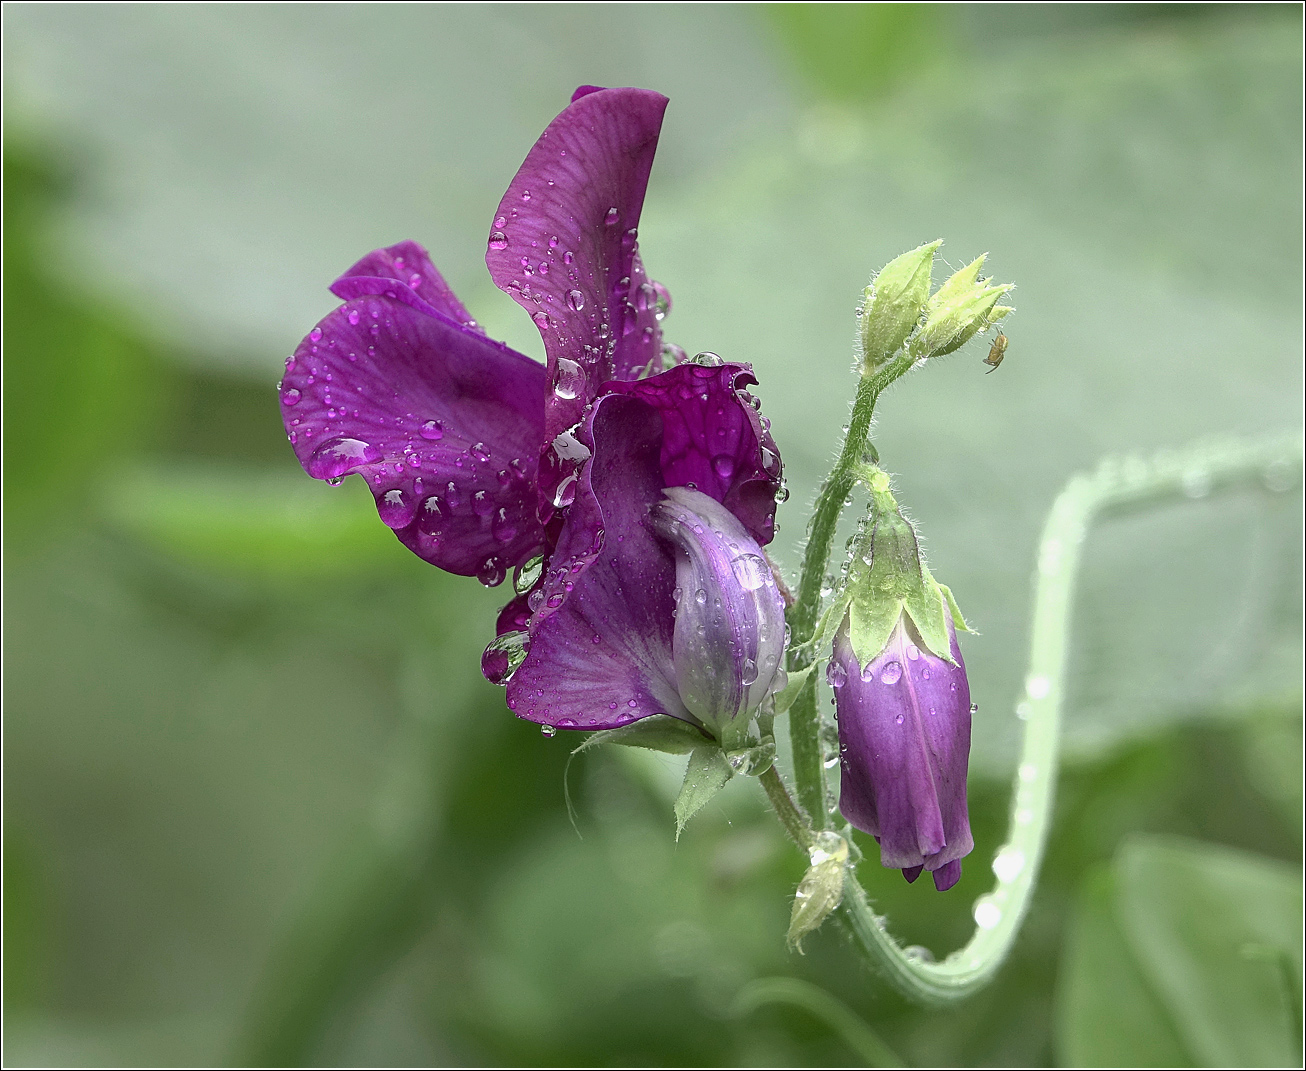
[649,488,787,736]
[571,84,606,103]
[505,394,689,730]
[281,293,547,579]
[485,87,670,453]
[834,610,973,878]
[604,362,783,546]
[330,240,481,331]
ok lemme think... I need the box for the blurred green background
[3,4,1301,1066]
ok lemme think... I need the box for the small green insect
[983,331,1008,373]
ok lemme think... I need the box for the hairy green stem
[787,352,916,825]
[828,432,1303,1003]
[759,764,815,850]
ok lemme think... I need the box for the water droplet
[347,309,360,326]
[541,725,557,738]
[521,189,531,202]
[470,442,491,462]
[894,714,904,725]
[760,446,781,476]
[488,231,509,250]
[880,661,903,685]
[282,387,301,406]
[652,281,672,321]
[691,350,723,367]
[554,357,586,400]
[417,496,444,534]
[482,630,529,685]
[741,659,758,685]
[604,207,619,226]
[712,454,736,480]
[693,588,708,606]
[776,485,790,503]
[307,437,380,480]
[970,703,979,715]
[906,644,920,661]
[377,488,410,528]
[444,480,462,510]
[553,472,579,508]
[731,553,769,591]
[826,660,847,688]
[419,419,443,440]
[1026,674,1050,700]
[991,847,1025,883]
[972,899,1002,930]
[566,289,585,311]
[477,557,505,587]
[860,663,876,683]
[492,508,519,543]
[472,490,493,517]
[532,311,550,329]
[308,327,323,343]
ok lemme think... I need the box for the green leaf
[1056,867,1193,1066]
[1057,835,1303,1068]
[571,715,710,760]
[673,746,734,836]
[1116,835,1303,1068]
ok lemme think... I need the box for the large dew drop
[730,553,769,592]
[879,661,903,685]
[307,437,380,480]
[553,358,586,400]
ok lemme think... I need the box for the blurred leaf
[1056,866,1192,1066]
[99,462,408,580]
[734,977,904,1066]
[1058,835,1303,1068]
[2,141,173,546]
[1240,708,1304,834]
[1118,835,1303,1067]
[2,825,50,1012]
[764,3,951,102]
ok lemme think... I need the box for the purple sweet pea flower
[832,606,974,892]
[279,85,785,737]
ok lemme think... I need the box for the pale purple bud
[650,487,787,740]
[833,606,973,891]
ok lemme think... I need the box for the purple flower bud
[650,487,787,743]
[833,605,973,891]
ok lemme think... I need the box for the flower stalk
[786,426,1303,1002]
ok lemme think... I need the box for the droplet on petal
[553,357,586,400]
[880,661,903,685]
[306,437,380,480]
[419,419,444,440]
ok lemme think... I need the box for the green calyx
[856,243,1014,377]
[859,240,940,374]
[912,254,1013,359]
[842,467,967,668]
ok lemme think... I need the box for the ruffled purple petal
[281,292,547,580]
[505,394,690,729]
[604,362,782,547]
[834,610,973,880]
[485,87,670,453]
[330,240,482,332]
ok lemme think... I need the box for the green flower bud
[787,832,849,953]
[912,254,1014,360]
[859,240,940,373]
